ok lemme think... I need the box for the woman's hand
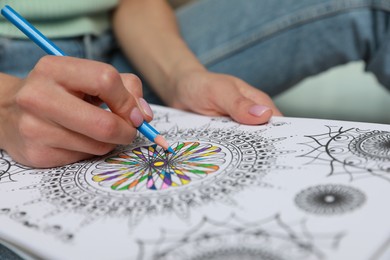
[113,0,280,124]
[169,70,282,125]
[0,56,153,168]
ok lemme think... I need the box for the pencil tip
[154,135,175,154]
[167,146,176,154]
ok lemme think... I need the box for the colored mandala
[18,126,290,224]
[91,142,227,192]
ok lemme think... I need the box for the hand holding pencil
[0,5,173,167]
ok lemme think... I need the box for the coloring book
[0,105,390,260]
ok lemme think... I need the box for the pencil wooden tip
[154,135,174,153]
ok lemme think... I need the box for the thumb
[214,84,279,125]
[221,94,273,125]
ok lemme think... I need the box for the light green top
[0,0,119,38]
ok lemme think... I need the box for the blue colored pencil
[1,5,174,153]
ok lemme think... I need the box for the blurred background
[274,62,390,124]
[170,0,390,124]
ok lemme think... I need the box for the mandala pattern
[189,248,282,260]
[0,208,73,242]
[299,127,390,181]
[295,184,366,215]
[0,150,30,184]
[0,157,11,181]
[19,126,290,225]
[137,214,344,260]
[349,130,390,161]
[91,142,226,192]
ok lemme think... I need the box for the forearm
[112,0,206,106]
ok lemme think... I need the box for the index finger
[36,56,142,125]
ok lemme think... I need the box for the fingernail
[130,107,144,127]
[248,105,271,117]
[139,98,154,118]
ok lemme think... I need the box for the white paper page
[0,105,390,260]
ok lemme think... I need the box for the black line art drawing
[136,214,344,260]
[0,208,74,242]
[299,126,390,181]
[14,125,291,227]
[0,156,11,183]
[295,184,366,215]
[149,110,171,127]
[0,150,30,184]
[1,108,390,259]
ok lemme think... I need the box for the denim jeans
[1,0,390,258]
[1,0,390,105]
[176,0,390,96]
